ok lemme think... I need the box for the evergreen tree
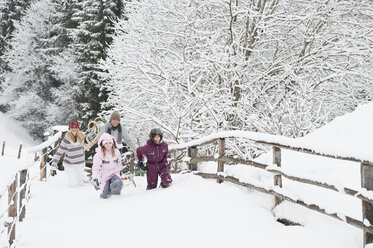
[0,0,31,111]
[0,0,79,137]
[0,0,31,58]
[72,0,123,125]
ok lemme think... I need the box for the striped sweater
[51,137,85,169]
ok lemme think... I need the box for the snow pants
[100,175,123,199]
[65,166,84,188]
[146,163,172,190]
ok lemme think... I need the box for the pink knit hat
[96,133,123,152]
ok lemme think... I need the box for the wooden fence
[1,128,136,247]
[1,144,30,247]
[3,129,373,247]
[1,130,63,247]
[169,131,373,247]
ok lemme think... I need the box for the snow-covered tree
[0,0,31,59]
[102,0,373,150]
[238,0,373,137]
[0,0,31,108]
[101,0,233,145]
[71,0,124,125]
[0,0,80,137]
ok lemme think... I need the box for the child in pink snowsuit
[136,128,172,190]
[92,133,123,199]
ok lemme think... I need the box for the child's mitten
[137,161,148,171]
[92,178,100,191]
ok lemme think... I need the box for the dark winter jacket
[136,140,168,168]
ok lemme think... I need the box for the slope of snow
[0,112,37,147]
[301,102,373,147]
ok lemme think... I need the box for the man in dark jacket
[136,128,172,189]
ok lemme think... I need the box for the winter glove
[137,161,148,171]
[92,179,100,191]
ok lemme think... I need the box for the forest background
[0,0,372,157]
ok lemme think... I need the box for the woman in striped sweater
[51,121,86,187]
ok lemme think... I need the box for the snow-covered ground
[15,173,361,248]
[2,102,373,248]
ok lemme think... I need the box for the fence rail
[169,131,373,246]
[1,130,63,247]
[1,128,138,247]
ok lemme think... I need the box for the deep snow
[2,102,373,248]
[15,173,361,248]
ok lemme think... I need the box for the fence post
[17,143,23,159]
[130,155,135,174]
[172,151,178,172]
[52,130,67,172]
[50,130,59,176]
[2,140,5,156]
[273,146,282,206]
[8,174,18,246]
[361,163,373,245]
[40,134,49,181]
[19,169,28,222]
[187,146,198,171]
[217,138,225,184]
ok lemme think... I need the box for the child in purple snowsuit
[92,133,123,199]
[136,128,172,190]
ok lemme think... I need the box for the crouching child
[136,128,172,190]
[92,133,123,199]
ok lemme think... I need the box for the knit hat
[68,121,80,129]
[149,128,163,140]
[110,111,121,121]
[96,133,123,152]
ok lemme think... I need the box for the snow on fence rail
[1,130,64,248]
[168,131,373,247]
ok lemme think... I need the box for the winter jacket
[51,132,85,169]
[92,133,123,186]
[98,122,137,154]
[136,139,168,168]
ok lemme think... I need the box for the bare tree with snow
[102,0,373,152]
